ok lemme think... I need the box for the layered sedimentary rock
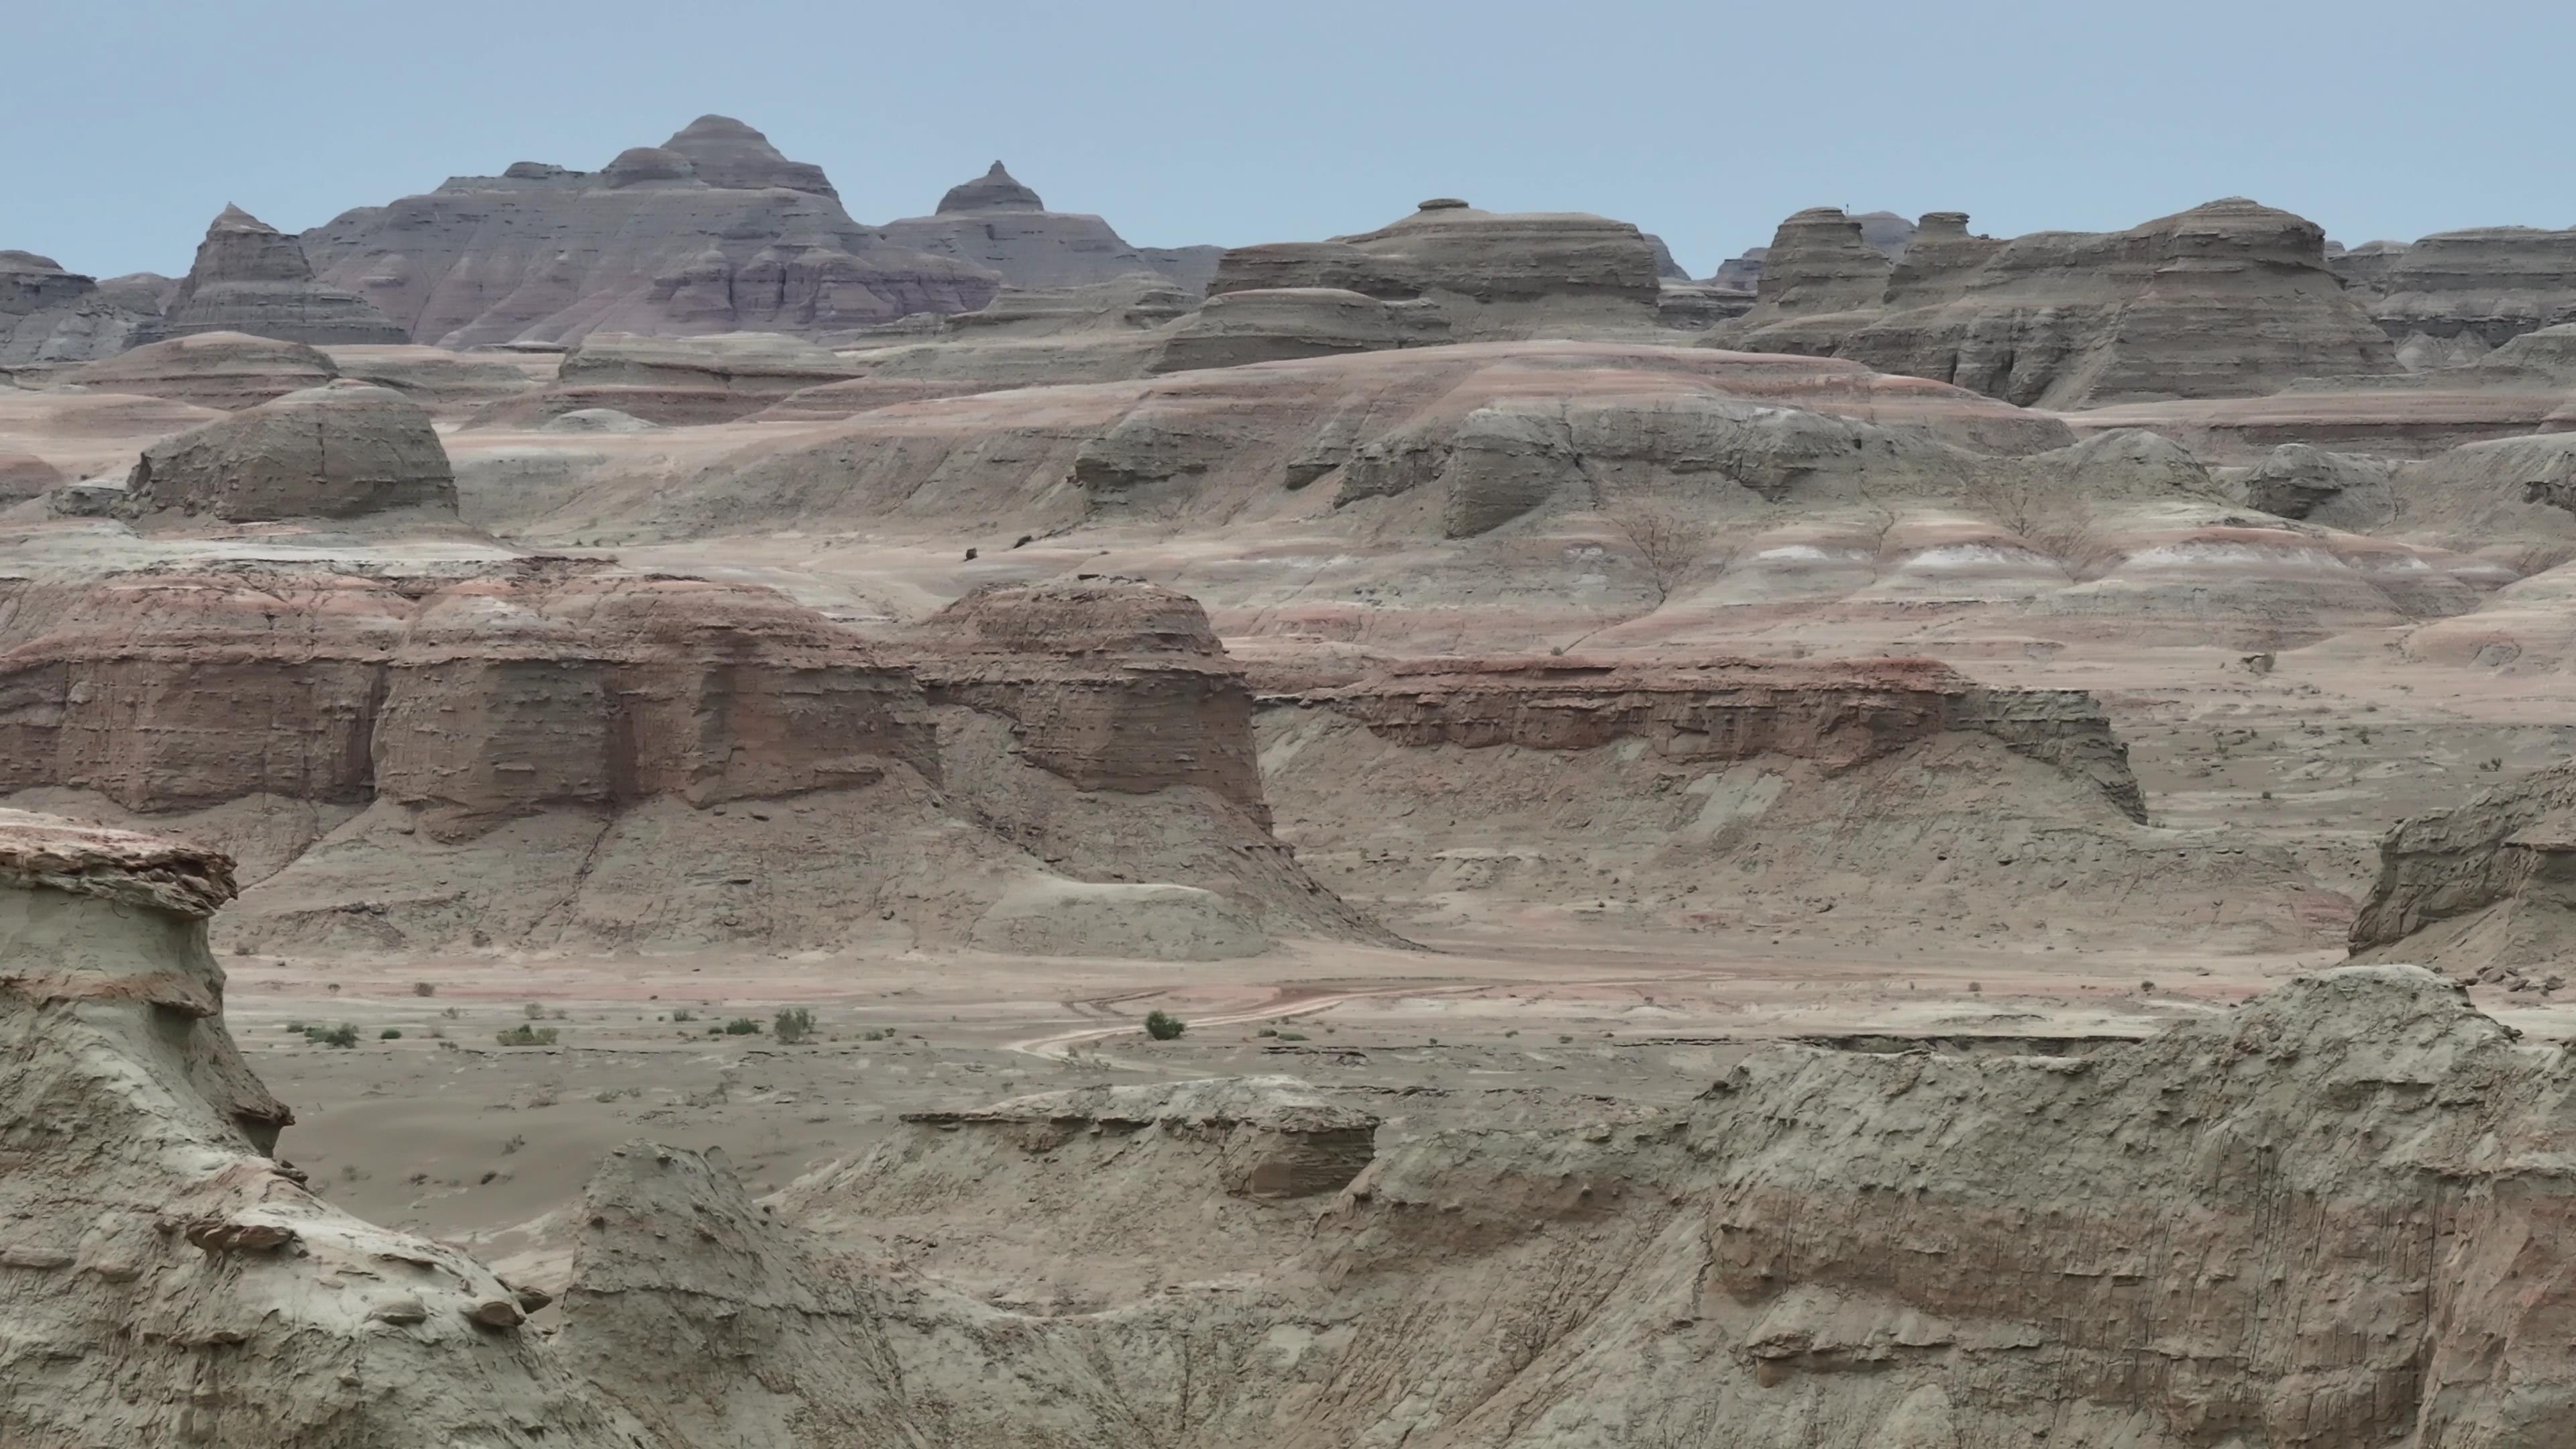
[631,343,2067,547]
[1287,654,2144,820]
[548,966,2576,1447]
[301,115,1000,346]
[2351,759,2576,973]
[0,446,64,501]
[1142,286,1450,372]
[2241,441,2400,523]
[122,380,458,524]
[2371,226,2576,366]
[0,812,623,1449]
[1722,199,2401,409]
[0,565,1364,956]
[1204,199,1663,339]
[911,577,1270,818]
[2328,238,2413,299]
[60,331,338,410]
[879,160,1224,293]
[477,330,861,425]
[1708,244,1767,291]
[149,205,407,345]
[1,252,165,363]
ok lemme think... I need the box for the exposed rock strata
[476,330,862,425]
[301,115,1000,345]
[879,160,1225,292]
[2371,226,2576,366]
[60,331,339,410]
[0,812,625,1449]
[1285,655,2145,820]
[2351,759,2576,973]
[121,380,458,524]
[148,205,407,345]
[1721,199,2400,409]
[1,252,164,363]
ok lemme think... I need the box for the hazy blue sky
[15,0,2572,280]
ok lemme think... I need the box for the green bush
[379,1028,402,1040]
[773,1007,816,1044]
[494,1024,559,1047]
[411,981,436,997]
[723,1018,761,1036]
[521,1002,546,1019]
[1142,1010,1185,1041]
[671,1008,695,1022]
[305,1023,359,1049]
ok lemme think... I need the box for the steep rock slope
[146,205,407,346]
[0,566,1367,957]
[0,812,627,1448]
[2370,225,2576,367]
[879,160,1224,292]
[2349,759,2576,975]
[1,251,164,363]
[301,115,1000,346]
[1721,200,2400,408]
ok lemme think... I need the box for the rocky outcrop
[1143,286,1450,372]
[1722,199,2402,409]
[2328,237,2413,299]
[148,205,407,346]
[476,330,861,425]
[1287,655,2144,820]
[60,331,338,410]
[2241,441,2400,523]
[1204,199,1662,339]
[1708,243,1767,291]
[879,160,1225,293]
[911,578,1271,820]
[301,115,1000,346]
[0,446,64,502]
[2371,226,2576,367]
[0,812,625,1448]
[1,252,164,363]
[121,380,458,524]
[2351,759,2576,974]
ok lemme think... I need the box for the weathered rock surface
[879,160,1225,293]
[2370,226,2576,367]
[2351,759,2576,974]
[1,252,164,363]
[0,445,64,501]
[0,566,1366,957]
[0,812,627,1448]
[60,331,338,410]
[301,115,1000,346]
[121,380,458,524]
[1289,654,2144,819]
[2241,441,2400,524]
[476,330,861,426]
[1723,199,2401,409]
[1143,286,1450,373]
[1205,199,1664,339]
[148,205,407,346]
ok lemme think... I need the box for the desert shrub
[723,1018,762,1036]
[379,1028,402,1040]
[501,1134,527,1155]
[494,1024,559,1047]
[305,1023,360,1049]
[672,1008,695,1022]
[1142,1010,1185,1041]
[521,1002,545,1019]
[773,1007,816,1044]
[412,981,436,998]
[1276,1031,1308,1042]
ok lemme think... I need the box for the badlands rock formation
[146,205,407,346]
[879,160,1225,292]
[476,329,861,425]
[1723,199,2400,408]
[2366,225,2576,368]
[58,331,339,410]
[0,812,622,1449]
[2351,759,2576,975]
[1,251,166,363]
[0,566,1362,958]
[121,380,458,524]
[1204,198,1665,339]
[301,115,1000,346]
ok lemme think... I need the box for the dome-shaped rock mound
[122,380,458,524]
[660,113,836,195]
[917,576,1226,658]
[61,331,338,410]
[937,160,1044,214]
[0,447,65,503]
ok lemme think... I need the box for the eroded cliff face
[300,115,1000,346]
[2350,759,2576,975]
[1721,199,2400,409]
[553,967,2576,1448]
[2371,226,2576,366]
[1283,655,2145,820]
[0,812,624,1449]
[147,205,407,347]
[0,566,1361,956]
